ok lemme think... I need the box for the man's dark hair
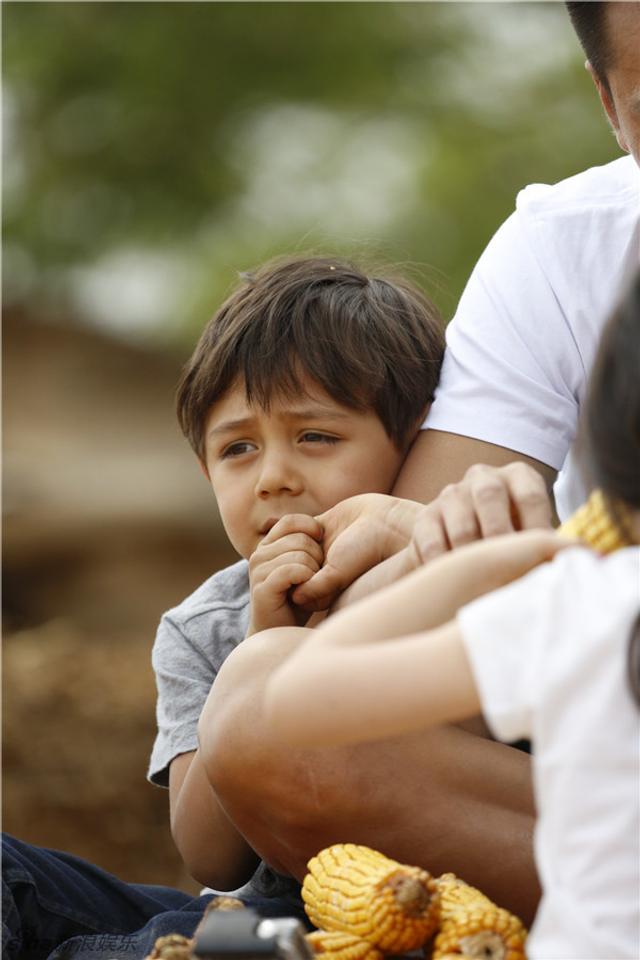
[565,2,611,88]
[177,255,444,458]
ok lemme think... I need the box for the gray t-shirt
[148,559,301,902]
[148,559,250,786]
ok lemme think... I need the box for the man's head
[177,255,444,557]
[566,2,640,165]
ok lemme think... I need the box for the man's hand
[292,463,554,612]
[247,514,324,635]
[410,461,553,563]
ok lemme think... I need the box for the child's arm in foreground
[264,531,569,747]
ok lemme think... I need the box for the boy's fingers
[262,563,319,599]
[260,514,323,545]
[290,562,343,611]
[252,552,320,590]
[252,533,324,568]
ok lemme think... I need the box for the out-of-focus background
[3,2,617,891]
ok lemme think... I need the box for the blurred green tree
[3,2,618,339]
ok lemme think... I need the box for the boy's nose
[254,451,304,498]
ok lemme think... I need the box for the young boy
[148,255,444,899]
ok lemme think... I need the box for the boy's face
[202,373,408,559]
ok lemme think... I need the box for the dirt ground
[2,534,237,892]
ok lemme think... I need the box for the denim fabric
[2,835,308,960]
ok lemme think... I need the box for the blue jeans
[2,835,308,960]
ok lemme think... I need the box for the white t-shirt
[425,156,640,519]
[458,546,640,960]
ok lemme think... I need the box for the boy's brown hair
[177,255,444,458]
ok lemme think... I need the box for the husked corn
[558,488,631,553]
[303,844,439,952]
[305,929,383,960]
[433,875,527,960]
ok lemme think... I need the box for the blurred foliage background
[3,1,618,890]
[4,1,618,339]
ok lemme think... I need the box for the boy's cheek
[217,505,255,560]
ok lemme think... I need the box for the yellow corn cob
[558,488,631,553]
[437,873,495,915]
[305,930,384,960]
[302,844,439,953]
[433,875,527,960]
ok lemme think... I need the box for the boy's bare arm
[200,628,541,925]
[169,749,259,890]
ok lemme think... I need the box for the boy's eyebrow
[207,417,256,439]
[287,406,353,422]
[206,407,352,440]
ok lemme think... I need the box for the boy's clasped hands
[247,459,558,638]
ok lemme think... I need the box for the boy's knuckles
[285,532,323,553]
[266,563,315,590]
[281,551,320,571]
[271,532,324,557]
[268,514,322,538]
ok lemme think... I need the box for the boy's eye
[221,441,256,458]
[300,432,339,445]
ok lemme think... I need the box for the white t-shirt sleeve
[426,208,583,470]
[457,546,640,745]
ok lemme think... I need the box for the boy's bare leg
[199,629,539,924]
